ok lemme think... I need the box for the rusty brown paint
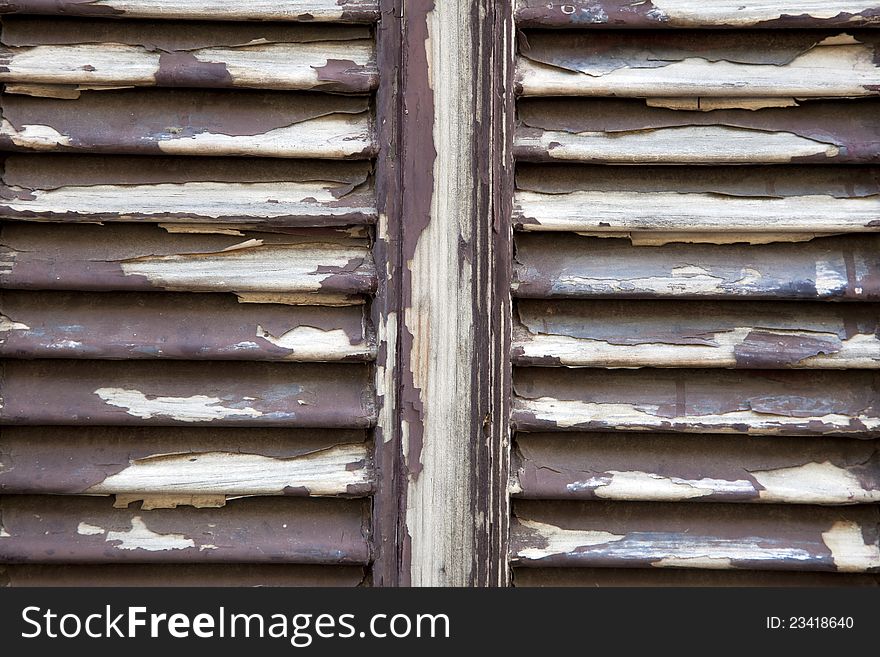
[0,16,373,49]
[0,360,376,427]
[0,426,369,495]
[312,58,379,93]
[514,432,880,503]
[514,1,880,28]
[512,368,880,436]
[515,99,880,164]
[0,291,376,361]
[0,223,377,294]
[517,164,880,198]
[0,495,371,564]
[511,500,880,571]
[512,234,880,301]
[3,154,373,189]
[0,564,367,587]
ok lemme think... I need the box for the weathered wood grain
[0,90,375,158]
[0,360,376,427]
[0,291,376,361]
[0,18,378,92]
[515,1,880,29]
[512,234,880,301]
[515,99,880,164]
[513,368,880,436]
[0,427,372,498]
[513,299,880,369]
[0,564,367,587]
[513,432,880,505]
[0,1,380,22]
[511,500,880,571]
[517,31,880,97]
[0,496,371,564]
[0,224,377,297]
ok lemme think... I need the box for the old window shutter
[0,1,878,587]
[509,2,880,585]
[0,2,379,586]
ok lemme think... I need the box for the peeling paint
[94,388,264,422]
[821,521,880,572]
[106,516,195,551]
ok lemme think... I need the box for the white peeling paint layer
[580,471,751,501]
[821,521,880,572]
[0,120,73,150]
[76,522,106,536]
[516,518,624,560]
[753,461,878,504]
[648,1,880,25]
[0,314,30,331]
[94,388,263,422]
[257,325,372,361]
[88,445,371,497]
[519,126,840,163]
[106,516,195,552]
[519,397,880,434]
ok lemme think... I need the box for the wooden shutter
[0,1,379,587]
[509,2,880,585]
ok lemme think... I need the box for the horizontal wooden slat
[0,291,376,361]
[0,495,370,564]
[0,155,375,225]
[515,1,880,29]
[513,568,880,587]
[514,165,880,233]
[515,99,880,164]
[511,500,880,571]
[1,564,366,587]
[0,90,375,158]
[517,31,880,97]
[0,427,372,498]
[512,234,880,301]
[513,433,880,505]
[0,1,380,23]
[0,18,378,92]
[513,300,880,368]
[0,360,376,427]
[0,224,376,297]
[512,368,880,436]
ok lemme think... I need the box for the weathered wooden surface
[0,291,376,361]
[0,564,367,587]
[513,300,880,368]
[0,496,371,564]
[0,360,376,427]
[0,224,376,297]
[0,155,376,225]
[513,433,880,504]
[512,368,880,436]
[0,90,375,158]
[0,18,378,92]
[517,31,880,97]
[0,1,380,22]
[515,99,880,164]
[0,427,372,498]
[511,500,880,571]
[515,1,880,28]
[512,235,880,301]
[513,568,880,587]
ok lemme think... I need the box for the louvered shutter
[509,2,880,585]
[0,1,379,587]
